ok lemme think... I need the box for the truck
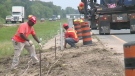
[5,15,12,23]
[11,6,25,23]
[52,15,57,21]
[79,0,135,35]
[57,15,61,20]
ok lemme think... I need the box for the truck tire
[99,33,104,35]
[105,33,110,35]
[98,15,111,35]
[91,18,97,30]
[130,31,135,34]
[130,19,135,34]
[12,21,16,24]
[22,18,24,23]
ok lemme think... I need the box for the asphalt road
[2,23,20,26]
[93,29,135,43]
[92,29,126,53]
[92,29,135,65]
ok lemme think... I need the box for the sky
[41,0,100,9]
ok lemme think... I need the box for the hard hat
[79,2,84,7]
[74,19,77,22]
[29,16,36,24]
[28,15,33,18]
[63,23,68,28]
[80,19,84,23]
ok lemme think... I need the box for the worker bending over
[11,16,42,69]
[63,23,79,48]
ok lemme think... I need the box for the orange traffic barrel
[123,42,135,76]
[81,22,92,45]
[73,21,82,40]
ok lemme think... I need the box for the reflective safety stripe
[67,30,78,38]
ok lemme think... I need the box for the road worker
[11,16,42,69]
[63,23,79,48]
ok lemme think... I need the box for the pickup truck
[5,15,12,23]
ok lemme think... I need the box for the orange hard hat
[63,23,68,28]
[79,2,84,7]
[29,16,36,24]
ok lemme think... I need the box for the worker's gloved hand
[28,40,33,46]
[38,43,42,48]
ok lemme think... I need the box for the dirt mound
[0,36,124,76]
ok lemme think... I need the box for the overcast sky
[41,0,100,9]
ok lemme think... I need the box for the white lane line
[111,35,127,43]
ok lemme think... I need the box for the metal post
[55,37,56,60]
[60,23,64,50]
[39,48,41,76]
[39,38,42,76]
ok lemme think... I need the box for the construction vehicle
[78,0,135,35]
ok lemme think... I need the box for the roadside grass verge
[0,19,66,58]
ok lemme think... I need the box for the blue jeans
[65,38,77,47]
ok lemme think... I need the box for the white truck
[11,6,25,23]
[57,15,61,20]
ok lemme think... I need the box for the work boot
[10,65,18,73]
[32,61,39,66]
[11,62,18,70]
[31,56,39,65]
[11,66,18,70]
[70,46,78,49]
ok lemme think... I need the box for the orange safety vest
[65,28,79,42]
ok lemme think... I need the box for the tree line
[0,0,79,22]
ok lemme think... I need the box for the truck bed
[97,6,135,14]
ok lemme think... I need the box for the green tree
[0,0,12,21]
[0,0,79,23]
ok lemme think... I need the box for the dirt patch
[0,36,124,76]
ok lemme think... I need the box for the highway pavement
[93,29,135,43]
[92,29,135,65]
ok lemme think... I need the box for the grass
[0,19,67,58]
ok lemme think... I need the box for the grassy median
[0,19,66,58]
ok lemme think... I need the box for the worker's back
[65,28,79,42]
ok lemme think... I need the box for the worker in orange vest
[63,23,79,48]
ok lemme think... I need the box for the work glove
[38,43,43,49]
[28,40,33,46]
